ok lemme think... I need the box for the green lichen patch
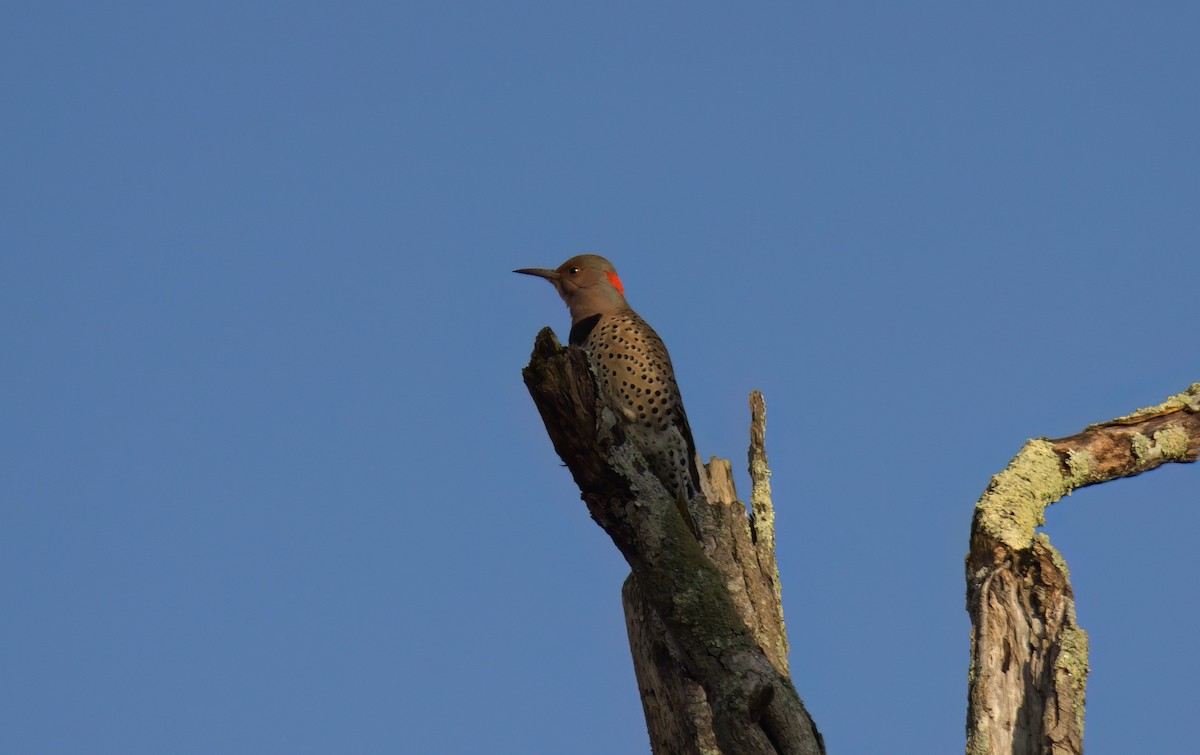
[1114,382,1200,423]
[1033,532,1072,580]
[1130,425,1191,463]
[1153,425,1191,458]
[1056,625,1091,725]
[1065,448,1095,482]
[1130,432,1154,462]
[975,440,1090,549]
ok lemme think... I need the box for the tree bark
[522,329,823,755]
[965,383,1200,755]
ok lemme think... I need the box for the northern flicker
[516,255,701,534]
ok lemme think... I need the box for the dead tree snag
[522,329,823,755]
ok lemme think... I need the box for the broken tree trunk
[965,383,1200,755]
[522,329,823,755]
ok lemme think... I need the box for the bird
[515,255,701,535]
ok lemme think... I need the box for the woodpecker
[516,255,701,534]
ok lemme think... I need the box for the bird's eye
[568,267,579,275]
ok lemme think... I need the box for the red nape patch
[606,271,625,296]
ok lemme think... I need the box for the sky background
[2,3,1197,753]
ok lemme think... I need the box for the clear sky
[2,3,1196,753]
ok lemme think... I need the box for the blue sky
[2,3,1196,753]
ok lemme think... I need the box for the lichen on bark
[966,382,1199,755]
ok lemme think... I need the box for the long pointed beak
[513,267,560,281]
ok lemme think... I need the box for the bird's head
[514,254,628,324]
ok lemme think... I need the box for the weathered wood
[624,575,716,755]
[965,383,1200,755]
[523,329,823,755]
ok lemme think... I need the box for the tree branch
[965,383,1200,755]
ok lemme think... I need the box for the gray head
[514,254,630,324]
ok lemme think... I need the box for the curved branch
[965,383,1200,755]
